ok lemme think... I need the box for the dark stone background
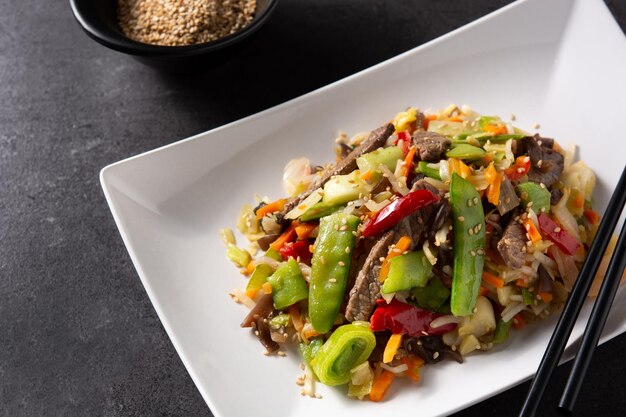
[1,1,624,416]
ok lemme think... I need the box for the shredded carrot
[289,305,304,332]
[483,124,508,135]
[482,271,504,288]
[448,116,463,123]
[309,244,315,254]
[369,370,395,402]
[361,169,375,182]
[295,223,317,240]
[269,221,299,251]
[303,327,320,341]
[255,198,287,219]
[245,288,258,299]
[423,114,437,130]
[538,291,553,303]
[400,355,424,382]
[572,191,584,209]
[479,286,490,296]
[403,146,417,177]
[516,278,529,288]
[262,282,272,295]
[482,152,494,163]
[448,158,472,179]
[512,313,526,330]
[379,236,412,283]
[244,260,255,276]
[523,218,542,243]
[485,163,502,205]
[584,208,600,225]
[383,334,403,363]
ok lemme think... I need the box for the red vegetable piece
[504,156,530,180]
[279,240,312,264]
[369,299,456,336]
[361,189,439,238]
[538,213,580,255]
[395,131,411,154]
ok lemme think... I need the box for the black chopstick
[519,165,626,417]
[558,217,626,415]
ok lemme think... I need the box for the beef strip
[344,230,395,322]
[522,135,564,188]
[411,131,451,162]
[497,220,527,269]
[283,123,394,213]
[496,175,521,215]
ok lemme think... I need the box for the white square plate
[101,0,626,416]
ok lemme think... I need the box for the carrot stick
[269,221,299,251]
[483,124,508,135]
[512,313,526,330]
[538,291,553,303]
[523,218,542,243]
[379,236,412,283]
[369,370,395,402]
[400,355,424,382]
[516,278,529,288]
[295,223,317,240]
[245,288,258,299]
[256,198,287,219]
[360,169,375,182]
[403,146,417,177]
[383,334,403,363]
[482,271,504,288]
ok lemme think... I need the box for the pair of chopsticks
[519,165,626,417]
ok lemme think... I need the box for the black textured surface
[1,1,625,416]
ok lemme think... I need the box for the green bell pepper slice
[381,250,432,294]
[446,144,486,160]
[412,275,451,313]
[299,337,323,369]
[300,201,344,222]
[265,247,283,261]
[312,322,376,386]
[309,213,360,333]
[450,173,486,316]
[516,182,551,213]
[493,318,512,344]
[246,263,273,292]
[267,258,308,310]
[417,161,442,180]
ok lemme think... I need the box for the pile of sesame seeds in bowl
[223,104,610,401]
[117,0,257,46]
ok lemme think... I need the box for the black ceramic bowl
[69,0,278,72]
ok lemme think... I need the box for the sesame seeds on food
[117,0,257,47]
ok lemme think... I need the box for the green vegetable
[417,161,442,180]
[226,244,251,267]
[493,318,512,344]
[516,182,551,213]
[454,133,525,143]
[412,275,451,313]
[246,263,272,292]
[266,258,308,310]
[300,201,344,222]
[449,173,486,316]
[428,120,474,137]
[477,116,503,129]
[269,313,291,329]
[356,146,403,180]
[381,250,432,294]
[299,338,323,368]
[312,323,376,386]
[446,144,486,160]
[522,288,534,306]
[265,247,283,261]
[322,171,371,205]
[309,213,360,333]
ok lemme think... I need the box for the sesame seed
[315,393,323,399]
[300,390,306,396]
[345,247,351,254]
[527,201,534,208]
[320,256,325,265]
[254,330,259,336]
[537,160,543,168]
[458,216,465,221]
[433,352,440,359]
[339,225,348,231]
[329,278,337,283]
[533,123,541,129]
[338,261,345,267]
[468,228,474,236]
[467,199,473,207]
[263,350,270,356]
[554,227,561,233]
[470,250,476,256]
[473,197,479,204]
[379,257,386,262]
[334,224,339,231]
[278,351,286,357]
[300,363,305,370]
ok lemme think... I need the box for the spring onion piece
[446,144,486,160]
[246,263,273,293]
[417,161,442,180]
[226,244,251,268]
[312,323,376,386]
[517,182,551,213]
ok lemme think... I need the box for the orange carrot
[361,170,375,182]
[255,198,287,219]
[295,223,317,240]
[289,305,303,332]
[309,244,315,254]
[516,278,529,288]
[482,152,494,164]
[448,116,463,123]
[262,282,272,295]
[482,271,504,288]
[479,286,490,297]
[383,334,403,363]
[423,114,437,130]
[483,124,508,135]
[400,355,424,382]
[523,218,542,243]
[403,146,417,176]
[485,163,502,205]
[448,157,472,179]
[512,313,526,330]
[573,192,584,209]
[244,260,255,276]
[584,208,600,225]
[269,221,299,251]
[538,291,553,303]
[369,370,395,402]
[245,288,258,299]
[379,236,412,283]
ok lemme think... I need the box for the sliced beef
[522,135,564,188]
[412,131,451,162]
[414,111,426,132]
[497,176,521,215]
[345,230,395,322]
[497,221,527,269]
[405,179,445,243]
[284,123,394,213]
[428,198,451,238]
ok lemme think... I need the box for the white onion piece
[430,315,463,329]
[284,188,323,220]
[283,157,312,197]
[501,301,526,323]
[381,363,408,374]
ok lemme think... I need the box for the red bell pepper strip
[538,213,580,255]
[395,131,411,154]
[361,189,439,238]
[279,239,313,264]
[504,156,530,180]
[370,299,456,336]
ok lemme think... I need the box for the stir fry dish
[222,105,600,401]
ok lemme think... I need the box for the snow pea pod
[309,213,360,333]
[267,258,308,310]
[450,173,486,316]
